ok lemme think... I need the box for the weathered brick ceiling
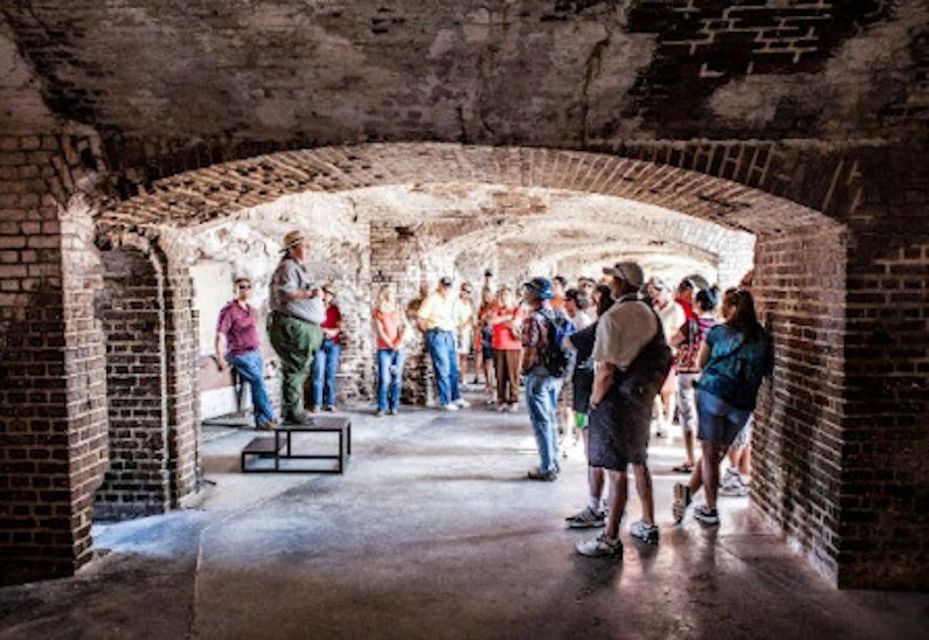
[2,0,926,145]
[95,143,833,237]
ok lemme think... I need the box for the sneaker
[576,533,623,558]
[693,504,720,525]
[456,398,471,408]
[497,404,508,413]
[375,409,385,418]
[526,468,557,481]
[388,407,398,416]
[507,403,519,413]
[720,473,749,497]
[323,405,336,412]
[629,520,660,545]
[672,483,692,524]
[565,507,606,529]
[442,403,459,412]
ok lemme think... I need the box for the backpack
[538,307,575,378]
[615,304,673,408]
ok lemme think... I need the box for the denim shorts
[696,390,752,446]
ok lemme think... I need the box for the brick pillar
[836,147,929,589]
[0,134,108,584]
[163,259,201,505]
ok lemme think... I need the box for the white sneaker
[576,533,623,557]
[442,403,459,412]
[629,520,660,545]
[456,398,471,408]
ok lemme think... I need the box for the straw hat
[281,230,306,252]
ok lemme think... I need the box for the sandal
[672,462,694,474]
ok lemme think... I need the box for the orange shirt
[374,308,402,350]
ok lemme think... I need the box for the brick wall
[753,225,848,582]
[95,246,169,519]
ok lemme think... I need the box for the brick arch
[96,143,839,237]
[93,142,851,587]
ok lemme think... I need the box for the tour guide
[269,230,325,424]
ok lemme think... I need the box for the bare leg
[727,444,740,470]
[632,464,655,525]
[661,387,676,427]
[702,440,726,510]
[604,469,628,540]
[740,441,752,477]
[684,429,695,467]
[583,431,605,504]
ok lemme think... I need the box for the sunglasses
[237,283,251,290]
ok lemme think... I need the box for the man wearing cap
[215,276,277,430]
[576,261,661,557]
[268,230,325,424]
[521,276,571,481]
[417,277,469,411]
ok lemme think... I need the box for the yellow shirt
[417,291,457,331]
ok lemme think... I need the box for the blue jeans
[525,370,560,474]
[426,329,460,406]
[311,338,341,408]
[227,349,276,427]
[376,349,406,411]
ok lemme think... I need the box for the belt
[271,310,320,325]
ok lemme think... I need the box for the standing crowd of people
[213,230,772,558]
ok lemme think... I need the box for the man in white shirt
[576,261,661,557]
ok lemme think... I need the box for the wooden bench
[241,416,352,474]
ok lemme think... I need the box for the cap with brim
[602,261,644,288]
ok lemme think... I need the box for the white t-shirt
[656,299,686,343]
[593,297,658,371]
[570,310,593,332]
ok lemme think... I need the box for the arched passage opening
[92,143,847,584]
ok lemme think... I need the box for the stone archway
[91,142,851,586]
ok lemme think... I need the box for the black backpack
[615,304,673,408]
[537,308,576,378]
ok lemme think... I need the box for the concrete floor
[2,393,927,640]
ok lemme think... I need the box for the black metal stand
[241,416,352,473]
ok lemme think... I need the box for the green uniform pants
[268,312,324,420]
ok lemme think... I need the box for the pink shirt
[217,301,260,356]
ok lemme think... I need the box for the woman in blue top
[673,287,773,526]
